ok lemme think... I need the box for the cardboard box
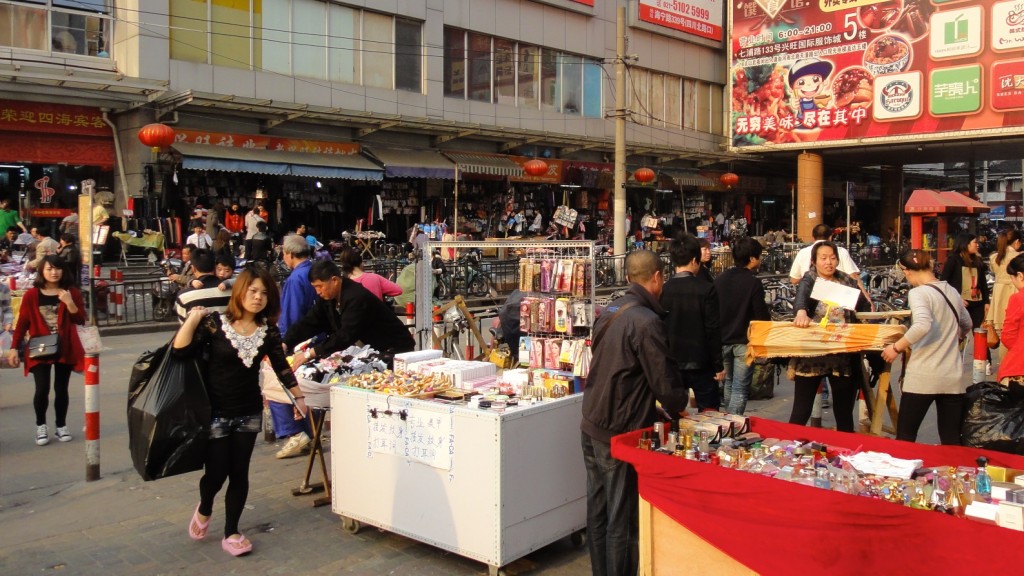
[997,501,1024,531]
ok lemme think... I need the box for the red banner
[0,133,115,168]
[0,100,110,137]
[174,129,360,155]
[729,0,1024,151]
[30,208,74,218]
[509,157,564,184]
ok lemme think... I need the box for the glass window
[683,78,697,130]
[518,44,538,108]
[711,84,724,135]
[54,0,107,13]
[494,38,515,106]
[560,53,582,115]
[650,73,665,126]
[261,0,290,73]
[443,28,465,98]
[541,49,559,112]
[582,60,602,118]
[169,0,208,63]
[328,4,358,84]
[394,18,421,93]
[467,32,491,102]
[292,0,326,79]
[665,75,682,128]
[629,68,648,125]
[212,0,250,67]
[362,11,392,89]
[696,81,711,133]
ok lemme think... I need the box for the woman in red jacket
[997,254,1024,384]
[6,255,86,446]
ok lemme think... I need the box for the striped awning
[443,152,524,177]
[172,142,383,180]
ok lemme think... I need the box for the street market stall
[330,386,586,576]
[905,189,990,268]
[613,417,1024,575]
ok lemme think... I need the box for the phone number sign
[728,0,1024,151]
[639,0,723,42]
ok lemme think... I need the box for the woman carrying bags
[986,229,1021,357]
[6,255,86,446]
[882,250,972,444]
[172,266,306,557]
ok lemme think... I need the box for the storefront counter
[612,417,1024,575]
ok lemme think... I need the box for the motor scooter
[152,258,182,321]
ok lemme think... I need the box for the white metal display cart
[331,386,586,576]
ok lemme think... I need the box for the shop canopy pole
[453,165,459,237]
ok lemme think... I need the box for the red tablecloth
[611,417,1024,574]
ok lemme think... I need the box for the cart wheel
[570,529,587,548]
[487,566,506,576]
[340,516,361,534]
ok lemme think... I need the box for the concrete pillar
[880,165,903,241]
[797,152,823,242]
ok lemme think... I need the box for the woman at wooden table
[882,250,971,444]
[790,241,869,432]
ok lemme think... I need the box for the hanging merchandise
[552,205,578,228]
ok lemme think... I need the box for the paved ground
[0,329,953,575]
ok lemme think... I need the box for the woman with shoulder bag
[6,255,86,446]
[790,241,870,432]
[172,266,306,557]
[941,232,990,330]
[986,229,1021,354]
[883,250,972,444]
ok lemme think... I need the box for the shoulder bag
[27,333,60,360]
[926,284,965,346]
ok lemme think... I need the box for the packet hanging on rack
[572,301,590,328]
[518,337,532,367]
[520,298,532,333]
[545,338,563,369]
[519,259,534,292]
[554,298,570,333]
[540,260,554,293]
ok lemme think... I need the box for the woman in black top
[173,266,305,557]
[940,232,989,329]
[56,233,81,286]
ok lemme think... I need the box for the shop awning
[363,146,456,179]
[904,189,972,214]
[172,142,383,180]
[939,191,990,214]
[443,152,524,177]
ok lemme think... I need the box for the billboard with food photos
[729,0,1024,151]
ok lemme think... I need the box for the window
[696,81,711,133]
[582,61,602,118]
[517,44,538,108]
[394,18,421,93]
[711,84,724,135]
[683,78,697,130]
[443,28,466,98]
[261,0,290,74]
[665,76,682,128]
[212,0,250,67]
[467,32,491,103]
[328,5,358,84]
[628,68,648,125]
[560,53,582,115]
[541,48,559,111]
[494,38,516,106]
[3,0,111,57]
[292,0,326,80]
[650,73,665,126]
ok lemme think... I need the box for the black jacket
[661,272,723,372]
[581,284,687,443]
[940,253,989,306]
[284,276,414,358]
[714,266,771,344]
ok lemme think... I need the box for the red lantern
[634,167,656,184]
[523,158,548,177]
[720,172,740,188]
[137,123,176,150]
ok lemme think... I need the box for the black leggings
[897,392,965,445]
[198,431,258,538]
[790,375,858,432]
[31,363,73,427]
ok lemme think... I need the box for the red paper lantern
[634,167,656,184]
[524,158,549,177]
[137,123,176,150]
[720,172,740,188]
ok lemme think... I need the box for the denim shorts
[208,413,262,439]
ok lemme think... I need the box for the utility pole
[614,5,627,256]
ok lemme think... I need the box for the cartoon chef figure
[788,57,833,127]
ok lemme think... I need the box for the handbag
[27,333,60,360]
[76,325,103,355]
[986,322,1000,349]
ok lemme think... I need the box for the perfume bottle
[975,456,992,503]
[638,431,652,451]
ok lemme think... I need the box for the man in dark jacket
[284,260,414,367]
[661,233,724,411]
[581,250,687,576]
[715,237,771,414]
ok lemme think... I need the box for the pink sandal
[222,534,252,557]
[188,505,210,541]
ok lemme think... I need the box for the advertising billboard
[729,0,1024,151]
[639,0,724,42]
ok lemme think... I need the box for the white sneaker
[36,425,49,446]
[275,432,311,459]
[55,426,72,442]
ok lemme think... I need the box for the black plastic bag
[127,340,210,481]
[962,381,1024,455]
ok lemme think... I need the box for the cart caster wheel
[570,530,587,548]
[341,517,361,534]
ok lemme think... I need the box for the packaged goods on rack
[636,413,1024,532]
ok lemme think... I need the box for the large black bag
[127,339,211,481]
[749,361,776,400]
[962,381,1024,455]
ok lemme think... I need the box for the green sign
[930,65,982,116]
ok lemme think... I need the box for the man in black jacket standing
[715,237,771,414]
[661,233,725,411]
[581,250,687,576]
[285,260,414,367]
